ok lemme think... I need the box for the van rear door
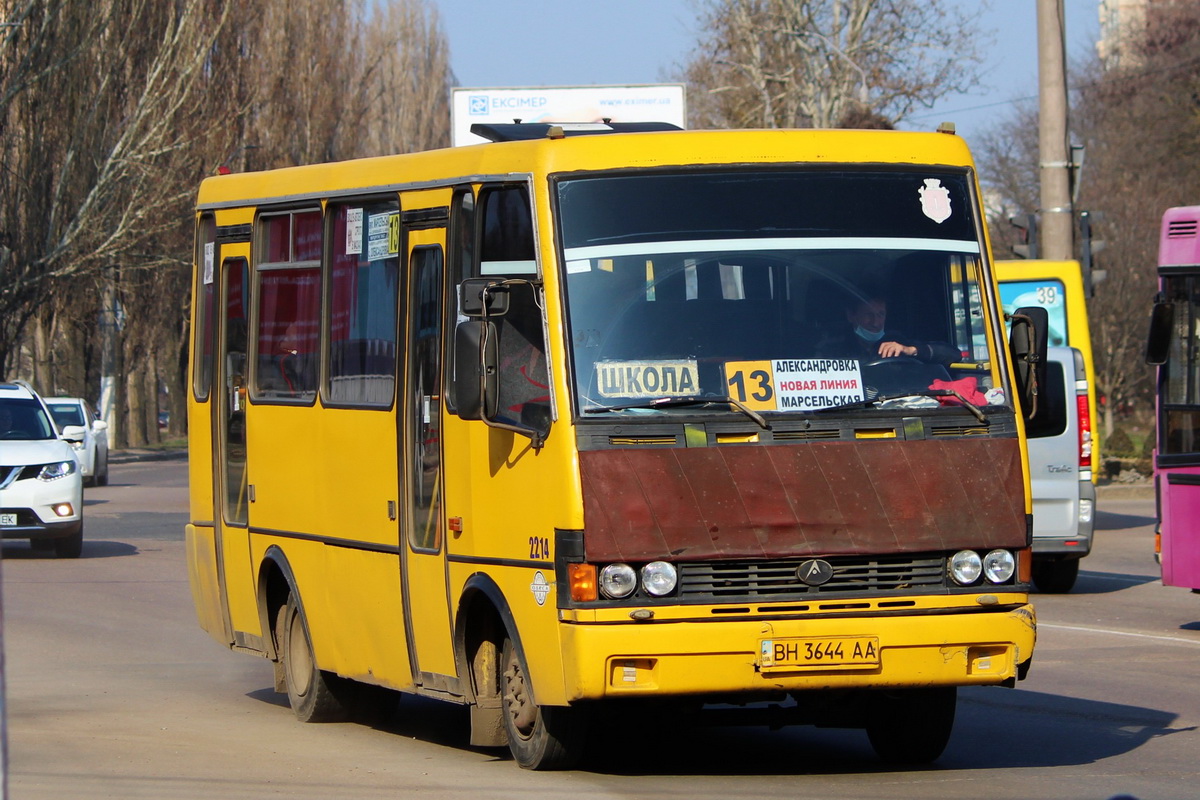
[1025,345,1095,592]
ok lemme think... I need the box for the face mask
[855,325,885,342]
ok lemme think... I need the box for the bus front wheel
[865,686,956,764]
[278,595,351,723]
[500,637,588,770]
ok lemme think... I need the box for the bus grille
[679,554,946,600]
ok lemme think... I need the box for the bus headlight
[949,550,982,585]
[983,549,1016,583]
[599,563,637,599]
[641,561,678,596]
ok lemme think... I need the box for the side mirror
[453,320,498,421]
[92,419,109,432]
[60,424,87,443]
[1146,301,1174,366]
[1008,306,1049,421]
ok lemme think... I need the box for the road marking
[1040,622,1200,647]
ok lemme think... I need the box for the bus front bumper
[558,600,1036,702]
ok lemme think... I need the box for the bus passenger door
[401,223,457,682]
[213,254,254,642]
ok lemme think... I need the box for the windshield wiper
[585,394,771,430]
[813,389,988,424]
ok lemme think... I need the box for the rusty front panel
[578,438,1027,562]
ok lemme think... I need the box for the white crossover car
[45,396,110,486]
[0,381,85,558]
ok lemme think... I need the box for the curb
[108,448,188,465]
[1096,483,1154,501]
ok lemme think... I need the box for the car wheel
[1032,557,1080,593]
[54,526,83,559]
[96,451,109,486]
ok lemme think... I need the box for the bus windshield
[557,169,999,416]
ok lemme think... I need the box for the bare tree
[975,2,1200,438]
[682,0,991,129]
[2,0,451,444]
[359,0,452,155]
[0,0,231,379]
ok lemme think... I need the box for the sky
[434,0,1102,142]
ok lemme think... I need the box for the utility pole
[1038,0,1074,260]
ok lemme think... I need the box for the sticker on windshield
[919,178,952,224]
[595,360,699,398]
[724,359,865,411]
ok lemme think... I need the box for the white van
[1026,345,1095,592]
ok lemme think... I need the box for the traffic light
[1010,213,1039,259]
[1079,210,1106,296]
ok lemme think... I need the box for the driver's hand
[878,341,918,358]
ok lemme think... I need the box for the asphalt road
[3,461,1199,799]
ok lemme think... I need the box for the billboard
[451,84,687,147]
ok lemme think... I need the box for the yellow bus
[995,259,1098,473]
[187,122,1042,770]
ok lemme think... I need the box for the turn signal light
[568,563,597,602]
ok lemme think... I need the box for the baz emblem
[797,559,834,586]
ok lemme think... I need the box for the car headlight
[641,561,678,596]
[949,550,982,585]
[599,563,637,599]
[37,460,77,481]
[983,549,1016,583]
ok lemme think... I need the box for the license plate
[759,636,880,671]
[0,513,17,526]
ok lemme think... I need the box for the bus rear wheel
[500,637,587,770]
[865,686,956,764]
[277,595,351,723]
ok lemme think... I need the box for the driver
[819,294,959,365]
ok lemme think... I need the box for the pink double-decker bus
[1147,206,1200,590]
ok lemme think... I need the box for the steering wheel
[861,355,924,369]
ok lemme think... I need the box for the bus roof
[195,127,977,212]
[1160,205,1200,269]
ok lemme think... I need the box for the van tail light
[1077,392,1092,469]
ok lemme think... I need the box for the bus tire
[278,595,351,723]
[866,686,956,764]
[1032,557,1079,593]
[501,636,587,770]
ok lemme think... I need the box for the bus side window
[254,209,322,402]
[471,185,551,428]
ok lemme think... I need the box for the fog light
[983,549,1016,583]
[950,550,982,585]
[599,563,637,599]
[52,503,74,517]
[640,561,678,596]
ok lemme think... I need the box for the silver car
[45,397,110,486]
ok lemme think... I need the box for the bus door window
[220,257,250,525]
[254,209,322,402]
[194,214,218,400]
[477,185,550,428]
[1162,275,1200,454]
[326,200,400,406]
[407,246,444,553]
